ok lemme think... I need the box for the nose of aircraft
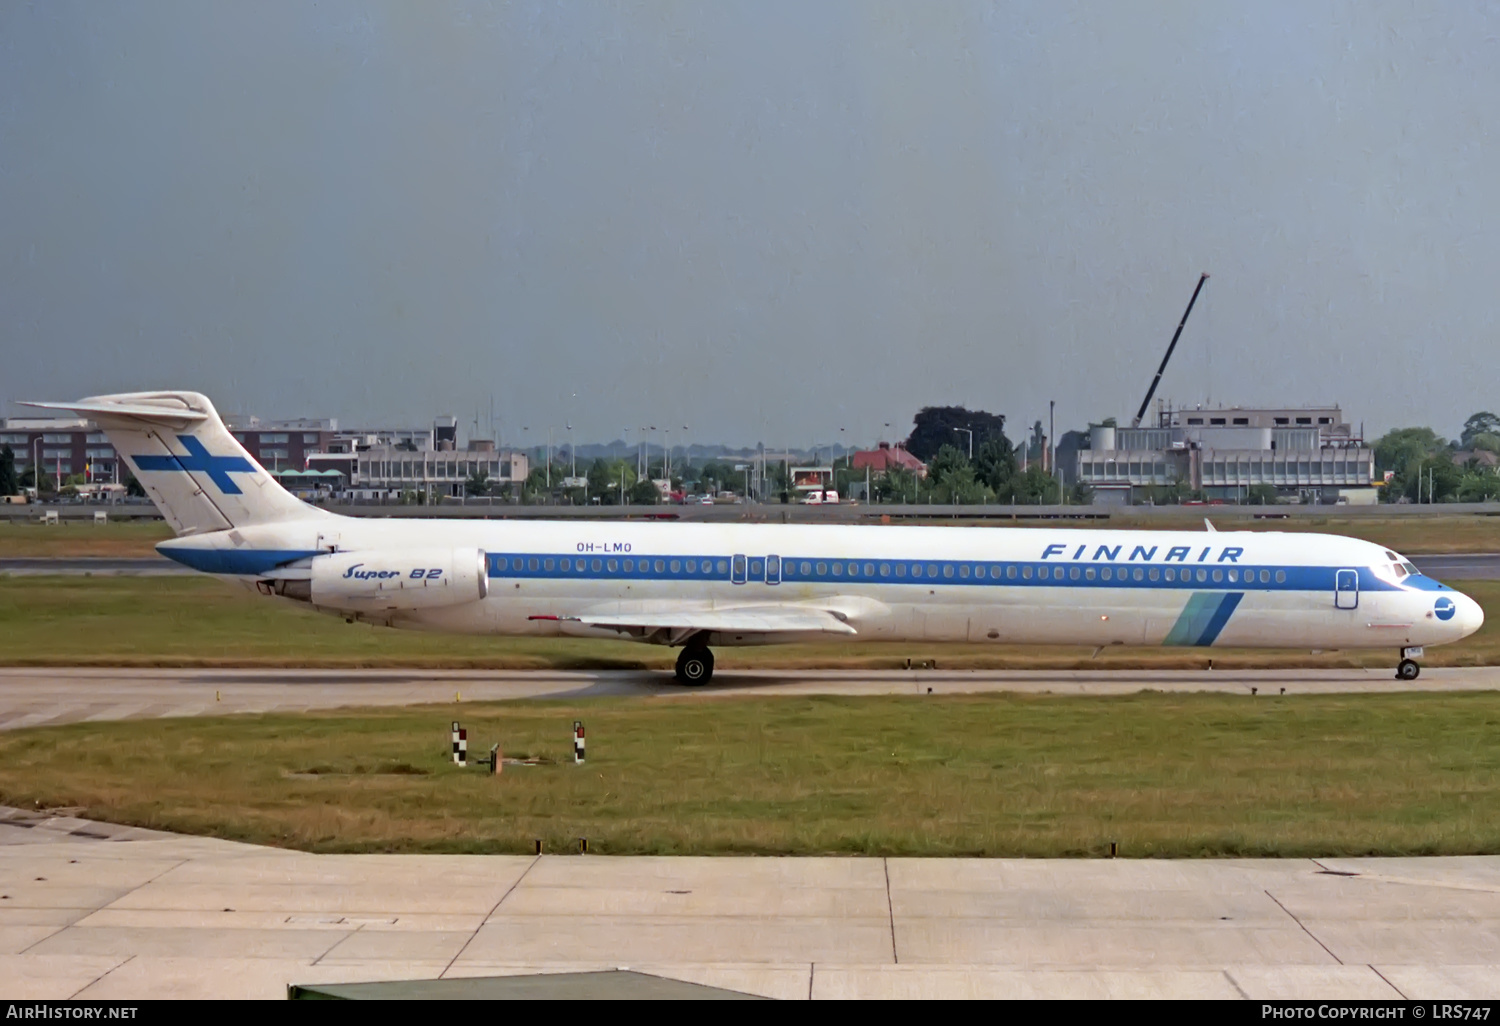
[1454,590,1486,639]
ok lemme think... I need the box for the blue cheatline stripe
[483,552,1414,594]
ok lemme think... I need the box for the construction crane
[1131,273,1210,428]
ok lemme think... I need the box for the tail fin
[20,391,328,535]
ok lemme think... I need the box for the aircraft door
[1334,569,1359,610]
[731,554,747,584]
[765,555,781,585]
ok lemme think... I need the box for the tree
[1245,483,1280,506]
[1373,427,1446,473]
[0,446,16,496]
[903,407,1008,462]
[973,437,1016,493]
[464,469,491,496]
[925,444,970,486]
[629,479,660,505]
[123,469,145,498]
[1461,412,1500,449]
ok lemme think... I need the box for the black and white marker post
[573,720,585,765]
[452,721,467,767]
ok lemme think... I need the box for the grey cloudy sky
[2,1,1497,447]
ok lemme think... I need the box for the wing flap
[532,604,857,635]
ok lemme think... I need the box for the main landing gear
[1396,647,1423,681]
[675,644,715,686]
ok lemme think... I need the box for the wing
[530,604,857,637]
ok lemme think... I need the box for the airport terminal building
[1076,405,1378,505]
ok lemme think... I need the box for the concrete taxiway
[3,806,1500,999]
[2,666,1500,732]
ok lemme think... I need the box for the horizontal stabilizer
[20,398,208,426]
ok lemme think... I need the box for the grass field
[1,575,1497,668]
[3,513,1500,558]
[6,693,1500,857]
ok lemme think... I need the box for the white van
[800,489,840,505]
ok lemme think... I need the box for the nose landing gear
[1396,646,1423,681]
[675,644,715,686]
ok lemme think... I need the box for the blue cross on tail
[132,435,257,495]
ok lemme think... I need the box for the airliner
[25,391,1484,684]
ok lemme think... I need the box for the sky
[2,1,1497,448]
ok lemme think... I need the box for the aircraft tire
[675,646,714,686]
[1396,659,1420,681]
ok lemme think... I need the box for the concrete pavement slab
[1377,965,1500,999]
[893,921,1338,967]
[1295,923,1500,965]
[809,965,1242,999]
[458,916,896,966]
[72,957,453,1000]
[25,924,356,960]
[0,955,129,999]
[1224,965,1404,999]
[311,927,477,962]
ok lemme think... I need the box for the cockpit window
[1384,550,1399,561]
[1392,563,1408,579]
[1401,561,1420,576]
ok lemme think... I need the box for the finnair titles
[25,391,1483,685]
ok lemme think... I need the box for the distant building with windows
[0,417,119,485]
[1076,404,1377,505]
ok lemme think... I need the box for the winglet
[1204,518,1217,533]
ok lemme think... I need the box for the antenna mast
[1132,273,1210,428]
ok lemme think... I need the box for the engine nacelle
[310,548,489,611]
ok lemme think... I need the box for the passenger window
[750,559,764,576]
[1148,568,1159,581]
[544,559,555,571]
[1164,568,1174,582]
[592,559,602,572]
[927,564,939,577]
[801,561,811,575]
[848,563,859,577]
[560,558,570,571]
[1070,566,1080,580]
[1275,570,1286,583]
[686,560,697,573]
[865,563,876,577]
[528,558,539,571]
[912,564,923,578]
[1259,569,1269,583]
[943,565,954,579]
[669,560,680,573]
[1085,567,1095,580]
[1101,568,1112,581]
[832,563,843,576]
[1133,568,1143,582]
[879,563,890,576]
[622,559,633,572]
[816,562,827,575]
[654,559,665,573]
[1022,566,1033,579]
[895,563,906,577]
[1196,568,1207,582]
[607,559,618,572]
[1038,567,1049,580]
[992,566,1003,579]
[1006,565,1016,579]
[959,565,970,579]
[1227,570,1237,583]
[496,557,508,571]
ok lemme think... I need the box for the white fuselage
[160,516,1485,653]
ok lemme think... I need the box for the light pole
[566,424,574,479]
[32,436,40,496]
[954,427,973,460]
